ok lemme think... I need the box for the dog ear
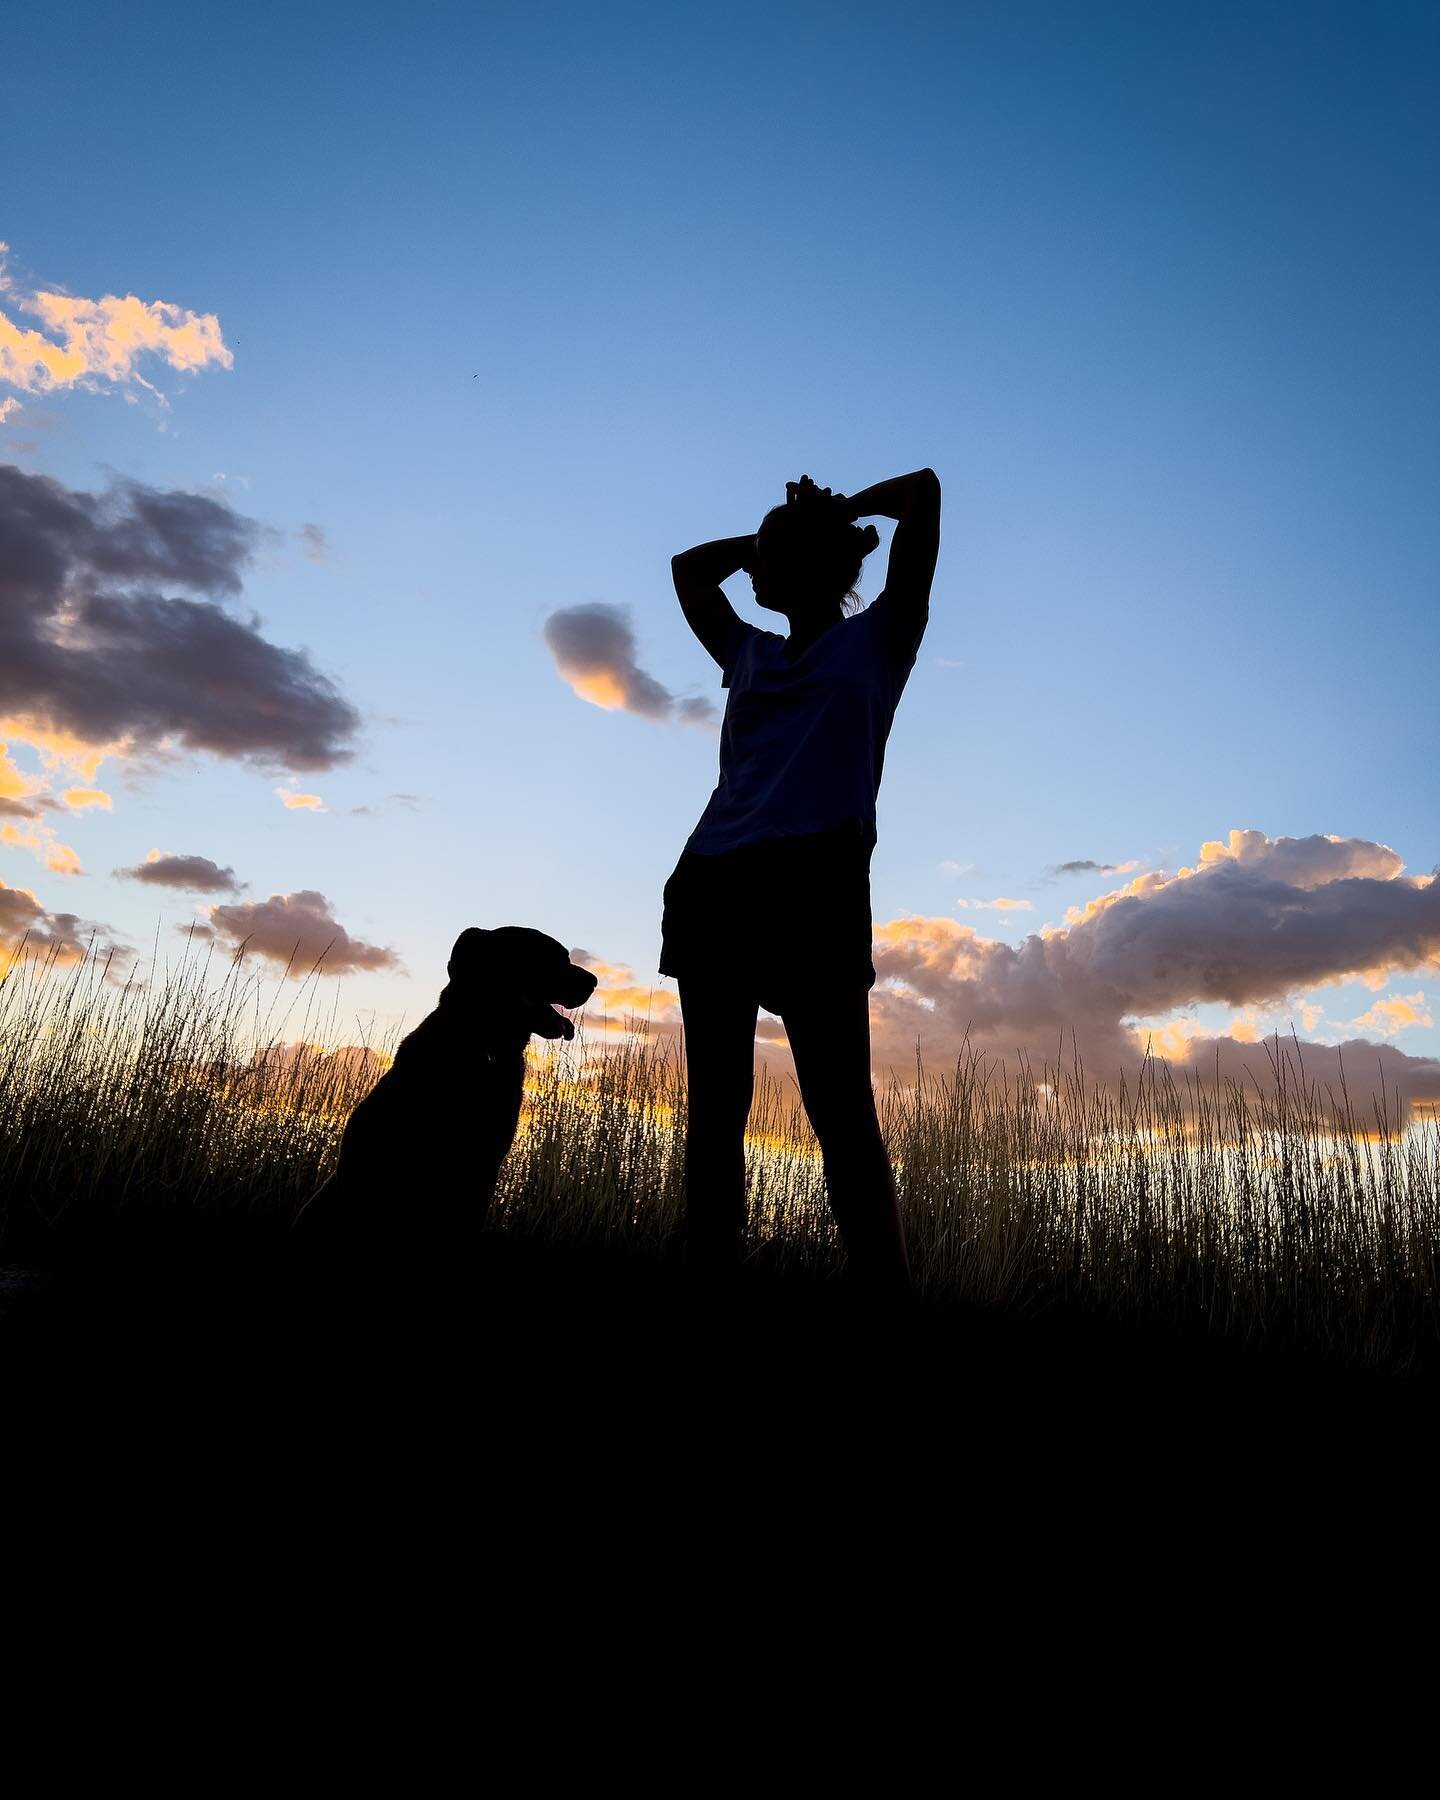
[447,927,494,983]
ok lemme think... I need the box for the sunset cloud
[0,464,359,777]
[115,850,243,895]
[956,896,1033,912]
[276,787,325,811]
[570,952,684,1039]
[1,818,84,875]
[1351,992,1433,1038]
[0,243,232,410]
[0,874,119,972]
[864,829,1440,1107]
[543,604,717,728]
[205,890,400,977]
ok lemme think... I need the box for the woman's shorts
[659,822,877,1015]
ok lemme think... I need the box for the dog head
[444,927,598,1041]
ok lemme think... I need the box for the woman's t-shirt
[684,593,926,856]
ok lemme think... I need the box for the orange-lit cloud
[543,604,717,728]
[1351,992,1433,1037]
[276,787,325,811]
[570,952,684,1038]
[0,242,232,408]
[956,896,1033,912]
[0,874,120,974]
[1,819,83,875]
[60,787,112,811]
[0,722,120,788]
[0,741,42,812]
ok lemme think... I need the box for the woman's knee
[806,1094,886,1159]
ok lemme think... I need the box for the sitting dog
[291,926,597,1276]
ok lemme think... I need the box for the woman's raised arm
[843,469,941,641]
[671,534,755,670]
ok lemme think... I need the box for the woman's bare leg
[678,978,760,1274]
[779,988,911,1294]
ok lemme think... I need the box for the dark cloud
[205,889,400,977]
[542,604,717,728]
[1047,858,1143,879]
[0,464,360,770]
[0,795,41,818]
[868,831,1440,1109]
[297,522,329,563]
[115,852,243,895]
[0,876,122,967]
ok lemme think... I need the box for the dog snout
[557,965,599,1008]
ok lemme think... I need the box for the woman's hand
[786,474,856,521]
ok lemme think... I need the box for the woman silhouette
[664,469,942,1295]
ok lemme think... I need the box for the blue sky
[3,1,1437,1080]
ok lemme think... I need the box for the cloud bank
[0,464,359,772]
[866,829,1440,1105]
[543,604,716,727]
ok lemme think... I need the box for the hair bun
[857,523,881,554]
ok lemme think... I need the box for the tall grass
[2,947,1436,1372]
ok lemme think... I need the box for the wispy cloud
[543,604,717,728]
[350,793,420,818]
[956,896,1033,913]
[1048,858,1143,878]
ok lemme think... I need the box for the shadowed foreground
[2,951,1436,1500]
[5,1223,1432,1496]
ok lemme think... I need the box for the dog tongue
[529,1001,575,1041]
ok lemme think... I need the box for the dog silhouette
[291,926,597,1280]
